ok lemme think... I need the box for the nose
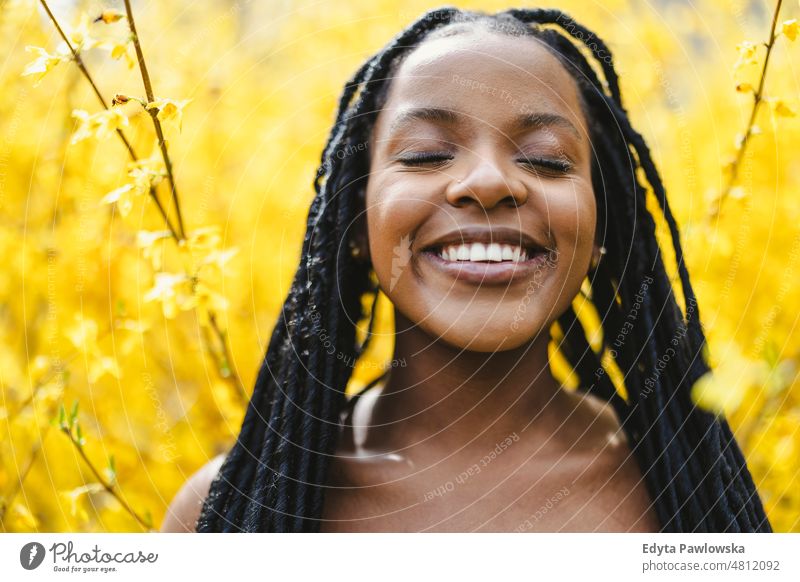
[445,153,528,209]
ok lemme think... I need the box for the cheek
[548,181,596,258]
[365,181,429,288]
[542,182,597,303]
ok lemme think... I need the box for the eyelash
[397,152,453,167]
[397,152,572,174]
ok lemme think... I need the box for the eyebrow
[387,107,582,140]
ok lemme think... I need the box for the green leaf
[75,423,85,447]
[69,400,79,427]
[106,455,117,485]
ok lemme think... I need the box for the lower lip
[421,250,555,285]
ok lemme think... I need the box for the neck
[364,310,572,454]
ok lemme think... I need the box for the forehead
[371,31,587,140]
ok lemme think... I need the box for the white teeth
[437,242,530,263]
[470,243,487,261]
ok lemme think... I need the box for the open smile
[421,241,556,285]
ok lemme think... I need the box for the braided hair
[196,6,772,533]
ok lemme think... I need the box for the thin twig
[37,0,180,240]
[60,424,154,532]
[208,312,247,403]
[708,0,784,220]
[123,0,186,240]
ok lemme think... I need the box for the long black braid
[196,6,772,533]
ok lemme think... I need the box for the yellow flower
[781,19,798,41]
[65,12,99,51]
[764,97,796,118]
[66,316,99,351]
[88,355,121,383]
[143,272,195,318]
[200,247,239,273]
[21,45,69,86]
[100,183,135,217]
[195,281,230,328]
[182,226,222,254]
[100,151,165,215]
[735,82,753,93]
[691,343,767,416]
[145,97,193,130]
[734,41,758,69]
[101,40,136,69]
[137,230,172,270]
[60,484,104,523]
[7,503,39,529]
[70,108,129,144]
[94,10,125,24]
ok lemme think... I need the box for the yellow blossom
[100,183,136,217]
[728,186,746,200]
[143,273,195,318]
[764,97,796,118]
[88,355,121,383]
[94,10,125,24]
[21,45,69,86]
[64,12,100,51]
[60,484,104,523]
[200,247,239,273]
[100,39,136,69]
[195,283,230,327]
[136,230,173,270]
[66,316,99,352]
[734,41,758,69]
[145,98,193,130]
[691,344,767,416]
[100,151,165,215]
[70,109,130,144]
[781,19,798,41]
[182,226,222,254]
[6,503,39,529]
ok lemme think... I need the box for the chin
[423,317,550,353]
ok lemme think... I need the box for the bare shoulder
[160,454,226,532]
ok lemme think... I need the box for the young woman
[161,7,771,533]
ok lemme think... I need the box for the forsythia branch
[123,0,187,240]
[57,402,155,532]
[708,0,784,220]
[35,1,244,399]
[37,0,181,242]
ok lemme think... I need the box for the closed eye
[517,155,573,175]
[396,152,453,167]
[397,152,572,174]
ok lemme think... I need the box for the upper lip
[420,226,550,254]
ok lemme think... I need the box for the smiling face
[364,29,597,352]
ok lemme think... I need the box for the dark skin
[161,30,661,533]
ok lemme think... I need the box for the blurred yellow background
[0,0,798,532]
